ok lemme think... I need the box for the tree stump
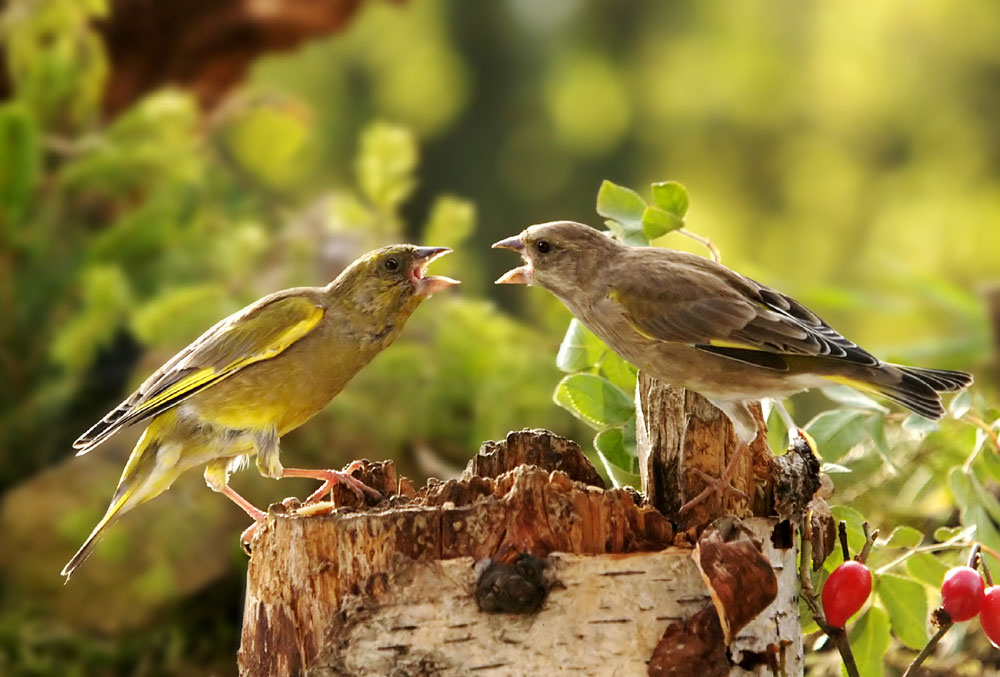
[239,422,809,676]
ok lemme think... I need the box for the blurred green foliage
[2,0,1000,674]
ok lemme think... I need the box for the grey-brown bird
[493,221,972,510]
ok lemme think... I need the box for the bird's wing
[608,253,878,371]
[73,293,325,453]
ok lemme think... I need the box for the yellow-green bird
[63,245,457,579]
[494,221,972,510]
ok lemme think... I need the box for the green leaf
[902,413,940,437]
[596,179,645,228]
[0,102,41,229]
[356,121,418,209]
[597,450,641,489]
[821,385,889,413]
[933,526,965,542]
[805,409,870,462]
[877,573,928,650]
[554,373,634,429]
[594,425,634,473]
[764,401,791,455]
[556,319,607,373]
[884,526,923,549]
[422,195,476,250]
[906,552,950,588]
[641,205,684,239]
[950,390,972,419]
[598,351,638,393]
[867,414,899,473]
[848,607,890,677]
[223,98,311,187]
[650,181,689,218]
[129,285,228,345]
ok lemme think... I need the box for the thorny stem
[902,544,983,677]
[800,518,861,677]
[677,228,721,263]
[902,621,954,677]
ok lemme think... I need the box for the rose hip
[981,586,1000,647]
[822,560,873,628]
[941,566,985,621]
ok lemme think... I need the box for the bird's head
[333,244,459,313]
[492,221,621,298]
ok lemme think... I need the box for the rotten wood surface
[634,372,775,531]
[239,429,805,676]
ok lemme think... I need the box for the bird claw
[679,468,750,514]
[240,521,260,556]
[303,463,383,504]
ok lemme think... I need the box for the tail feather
[899,365,973,393]
[62,428,163,580]
[61,489,132,580]
[862,364,973,421]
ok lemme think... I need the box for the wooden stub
[635,373,773,531]
[239,430,674,676]
[239,429,804,676]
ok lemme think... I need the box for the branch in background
[799,518,862,677]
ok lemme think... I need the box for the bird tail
[61,428,164,581]
[844,364,973,421]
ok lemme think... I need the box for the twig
[839,522,851,561]
[901,619,953,677]
[858,522,879,564]
[963,413,1000,456]
[875,526,976,575]
[677,228,721,263]
[800,518,861,677]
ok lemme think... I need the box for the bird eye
[536,240,551,254]
[384,257,399,272]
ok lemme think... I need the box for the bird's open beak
[412,246,460,297]
[492,235,532,285]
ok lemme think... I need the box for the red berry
[822,560,873,628]
[941,566,985,621]
[981,587,1000,647]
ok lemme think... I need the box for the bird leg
[678,442,750,515]
[282,461,383,504]
[218,484,268,553]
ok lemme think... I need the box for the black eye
[536,240,551,254]
[384,257,399,272]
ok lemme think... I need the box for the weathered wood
[634,372,774,531]
[239,429,805,676]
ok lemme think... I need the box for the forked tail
[864,364,973,420]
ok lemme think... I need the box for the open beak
[412,246,460,297]
[492,235,532,285]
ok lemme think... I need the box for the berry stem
[901,619,954,677]
[801,518,861,677]
[976,544,995,586]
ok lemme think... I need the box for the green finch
[494,221,972,510]
[63,245,458,579]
